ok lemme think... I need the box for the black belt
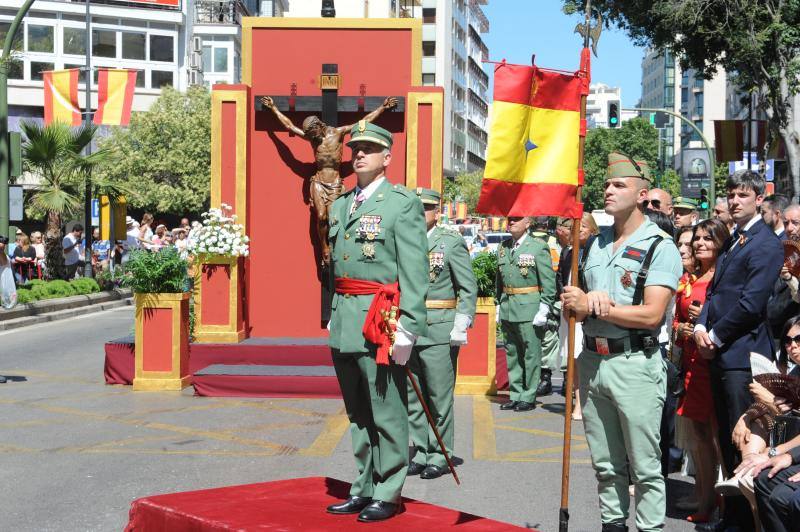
[584,334,659,355]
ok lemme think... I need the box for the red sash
[334,278,400,365]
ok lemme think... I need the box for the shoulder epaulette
[390,183,413,197]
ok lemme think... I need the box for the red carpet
[192,374,342,398]
[125,476,531,531]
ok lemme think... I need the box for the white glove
[532,304,549,327]
[495,304,501,324]
[326,319,331,331]
[449,313,472,346]
[391,321,416,366]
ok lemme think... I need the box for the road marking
[299,407,349,457]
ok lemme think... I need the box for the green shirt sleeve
[396,195,430,337]
[449,235,478,318]
[644,239,682,291]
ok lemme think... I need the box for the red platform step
[125,476,532,531]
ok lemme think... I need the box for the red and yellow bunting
[713,120,744,163]
[477,61,585,219]
[43,69,81,126]
[94,68,137,126]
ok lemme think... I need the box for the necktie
[350,190,366,216]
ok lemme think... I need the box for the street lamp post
[0,0,35,240]
[627,107,718,209]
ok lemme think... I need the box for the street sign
[729,152,775,181]
[91,198,100,227]
[9,185,23,221]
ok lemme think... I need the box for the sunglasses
[784,334,800,346]
[645,199,662,209]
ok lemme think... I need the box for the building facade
[585,83,636,129]
[1,0,289,130]
[286,0,491,176]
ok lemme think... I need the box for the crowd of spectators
[2,213,197,286]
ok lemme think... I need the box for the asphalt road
[0,307,700,531]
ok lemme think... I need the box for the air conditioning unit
[188,51,203,71]
[188,69,204,86]
[192,36,203,54]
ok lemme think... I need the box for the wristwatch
[769,447,779,458]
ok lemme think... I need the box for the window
[28,24,53,53]
[202,46,212,72]
[151,70,173,88]
[422,8,436,23]
[681,87,688,104]
[93,29,116,58]
[0,22,23,52]
[422,73,435,86]
[30,61,54,81]
[692,120,703,142]
[694,92,704,116]
[7,59,22,80]
[122,32,146,60]
[63,27,85,55]
[149,35,174,62]
[422,41,435,57]
[213,48,228,72]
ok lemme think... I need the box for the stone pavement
[0,306,699,531]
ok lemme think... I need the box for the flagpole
[559,1,591,531]
[82,0,93,278]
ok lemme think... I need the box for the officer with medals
[496,216,556,411]
[325,122,430,522]
[561,152,682,532]
[407,188,478,480]
[530,217,562,396]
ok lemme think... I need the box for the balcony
[468,0,489,33]
[422,57,436,74]
[195,0,250,25]
[422,23,436,42]
[452,35,467,61]
[452,68,466,88]
[452,129,466,147]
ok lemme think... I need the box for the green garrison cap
[415,187,441,205]
[347,120,393,149]
[606,151,652,182]
[674,196,699,210]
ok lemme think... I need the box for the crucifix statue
[260,94,398,266]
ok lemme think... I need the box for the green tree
[659,168,681,199]
[98,85,211,216]
[582,117,659,210]
[563,0,800,200]
[443,170,483,213]
[21,122,108,279]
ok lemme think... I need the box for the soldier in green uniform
[407,188,478,480]
[530,217,561,396]
[496,216,556,411]
[325,122,430,522]
[561,152,682,532]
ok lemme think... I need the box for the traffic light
[699,188,709,211]
[607,100,620,128]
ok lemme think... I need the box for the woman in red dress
[674,218,730,522]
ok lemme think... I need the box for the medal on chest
[517,253,535,277]
[361,242,376,259]
[429,251,445,281]
[620,269,633,288]
[357,215,382,240]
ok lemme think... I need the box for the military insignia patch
[517,253,535,276]
[358,215,382,240]
[621,269,633,288]
[330,216,338,226]
[429,251,445,281]
[362,242,376,259]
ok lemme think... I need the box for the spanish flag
[713,120,744,163]
[94,68,137,126]
[476,60,585,218]
[43,69,81,126]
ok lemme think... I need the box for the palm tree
[21,121,120,280]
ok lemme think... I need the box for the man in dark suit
[763,193,790,240]
[694,170,784,531]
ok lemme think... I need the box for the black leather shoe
[407,461,426,475]
[357,501,399,522]
[600,521,628,532]
[499,400,518,410]
[420,464,446,479]
[514,401,535,412]
[536,369,553,396]
[0,375,6,384]
[326,496,372,514]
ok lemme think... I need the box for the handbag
[0,264,16,309]
[770,412,800,447]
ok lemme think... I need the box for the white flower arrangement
[187,204,250,257]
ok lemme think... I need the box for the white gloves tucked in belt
[532,304,550,327]
[391,320,416,365]
[449,313,472,346]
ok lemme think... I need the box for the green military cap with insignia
[415,187,441,205]
[347,120,393,149]
[606,151,651,182]
[674,196,698,210]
